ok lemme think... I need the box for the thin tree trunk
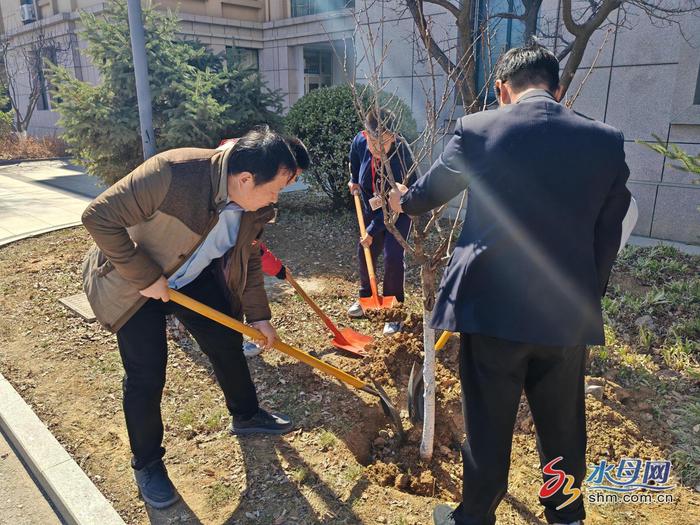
[419,263,437,460]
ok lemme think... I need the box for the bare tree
[328,0,498,460]
[1,23,71,135]
[335,0,617,461]
[398,0,699,110]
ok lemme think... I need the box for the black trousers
[116,264,258,470]
[453,334,587,525]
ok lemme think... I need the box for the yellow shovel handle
[435,330,454,352]
[168,289,368,390]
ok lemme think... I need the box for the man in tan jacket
[82,126,299,509]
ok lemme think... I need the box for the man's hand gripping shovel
[352,191,397,312]
[168,289,405,440]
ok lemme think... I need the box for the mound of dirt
[354,314,674,502]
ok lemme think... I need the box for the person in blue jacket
[347,108,415,335]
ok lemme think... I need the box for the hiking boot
[230,408,293,435]
[133,460,179,509]
[383,321,402,335]
[242,339,262,358]
[433,504,458,525]
[347,300,365,318]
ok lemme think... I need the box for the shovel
[285,271,373,357]
[352,192,397,312]
[407,330,455,423]
[168,289,404,440]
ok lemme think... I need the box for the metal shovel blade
[367,381,405,443]
[331,327,373,357]
[284,272,372,357]
[407,361,425,424]
[359,294,398,312]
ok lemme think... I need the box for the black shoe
[230,408,293,435]
[433,504,457,525]
[133,460,179,509]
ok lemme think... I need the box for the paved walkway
[0,429,62,525]
[0,160,105,246]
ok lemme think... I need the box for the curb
[0,372,126,525]
[0,222,83,248]
[0,156,73,166]
[628,235,700,256]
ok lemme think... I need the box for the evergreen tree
[0,78,13,135]
[50,0,283,184]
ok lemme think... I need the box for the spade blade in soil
[370,380,405,442]
[359,294,397,312]
[331,327,373,357]
[407,361,424,424]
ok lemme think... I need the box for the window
[291,0,354,17]
[35,47,56,111]
[225,46,259,72]
[303,47,333,92]
[474,0,526,101]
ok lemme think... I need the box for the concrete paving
[0,160,105,246]
[0,428,63,525]
[629,234,700,256]
[0,372,126,525]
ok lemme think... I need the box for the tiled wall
[353,1,700,244]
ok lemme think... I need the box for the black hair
[285,136,310,171]
[494,40,560,93]
[227,126,297,185]
[364,108,398,137]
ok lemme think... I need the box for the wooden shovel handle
[285,272,341,337]
[168,289,367,389]
[352,192,379,298]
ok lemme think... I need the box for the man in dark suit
[390,42,631,525]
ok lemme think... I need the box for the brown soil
[0,194,698,524]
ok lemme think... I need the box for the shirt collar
[515,89,557,104]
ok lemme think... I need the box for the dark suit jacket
[401,90,631,346]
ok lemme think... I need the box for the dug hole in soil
[342,307,675,503]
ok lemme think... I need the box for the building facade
[1,0,698,244]
[0,0,356,134]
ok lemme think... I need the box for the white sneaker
[383,322,402,335]
[243,340,262,358]
[347,301,365,318]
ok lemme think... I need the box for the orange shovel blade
[359,294,398,312]
[330,328,374,357]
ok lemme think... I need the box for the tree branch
[561,0,584,36]
[423,0,461,18]
[491,11,526,20]
[405,0,458,78]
